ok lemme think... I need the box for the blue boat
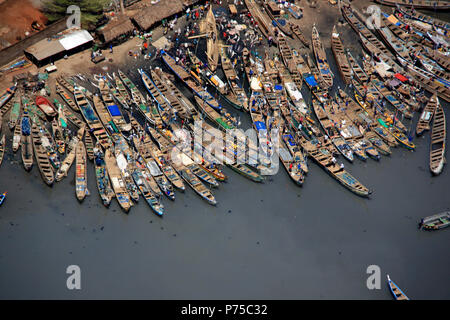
[387,275,409,300]
[0,192,6,206]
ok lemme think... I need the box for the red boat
[35,96,57,117]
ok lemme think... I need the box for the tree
[42,0,109,29]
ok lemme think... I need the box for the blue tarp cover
[107,104,121,116]
[22,117,30,135]
[255,121,267,131]
[305,76,317,87]
[274,84,283,90]
[277,19,286,26]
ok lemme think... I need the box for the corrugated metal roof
[59,30,93,50]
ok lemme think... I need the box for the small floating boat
[31,122,54,186]
[0,84,16,109]
[93,144,114,207]
[0,135,5,167]
[387,275,409,300]
[8,94,21,130]
[104,148,133,212]
[131,166,164,216]
[75,140,89,201]
[416,95,438,136]
[430,101,446,175]
[51,119,65,154]
[0,191,6,205]
[312,25,333,88]
[420,211,450,230]
[35,96,57,117]
[21,111,33,171]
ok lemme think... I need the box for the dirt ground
[0,0,47,49]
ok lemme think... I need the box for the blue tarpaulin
[22,116,30,135]
[274,84,283,90]
[277,19,286,26]
[107,104,121,116]
[255,121,267,131]
[305,76,318,87]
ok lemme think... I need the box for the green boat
[8,94,21,130]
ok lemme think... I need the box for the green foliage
[42,0,110,29]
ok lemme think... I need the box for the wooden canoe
[244,0,277,44]
[75,140,89,201]
[31,122,54,185]
[139,69,169,126]
[331,25,352,85]
[104,148,133,212]
[375,0,450,10]
[20,112,33,171]
[289,23,309,48]
[0,84,16,109]
[51,119,65,154]
[203,6,219,72]
[387,275,409,300]
[55,83,79,112]
[35,96,57,117]
[98,78,131,132]
[312,25,333,88]
[420,211,450,230]
[93,143,114,207]
[430,100,446,175]
[131,166,164,216]
[8,94,21,130]
[0,135,5,167]
[416,95,438,136]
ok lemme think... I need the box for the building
[24,28,93,67]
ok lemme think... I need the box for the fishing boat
[56,126,83,182]
[51,119,65,154]
[93,144,114,207]
[312,99,354,162]
[244,0,277,44]
[92,95,117,134]
[104,148,133,212]
[0,135,5,167]
[299,135,371,197]
[346,51,369,84]
[262,1,293,37]
[416,95,438,136]
[0,192,6,206]
[8,94,21,130]
[146,157,175,200]
[161,51,222,111]
[75,140,89,201]
[420,211,450,230]
[331,26,352,85]
[202,6,219,72]
[31,122,54,186]
[277,35,303,89]
[430,101,446,175]
[98,78,131,132]
[0,84,16,109]
[397,6,450,31]
[149,68,189,118]
[219,46,249,111]
[387,275,409,300]
[12,114,22,152]
[21,111,33,171]
[139,69,169,126]
[73,86,110,148]
[131,166,164,216]
[113,73,132,108]
[55,83,79,112]
[35,96,57,117]
[84,132,95,161]
[278,130,305,186]
[36,119,61,170]
[312,25,333,88]
[375,0,450,10]
[370,78,413,119]
[135,159,162,198]
[114,150,140,202]
[152,68,197,117]
[289,23,309,48]
[193,95,236,130]
[390,129,416,150]
[171,153,217,205]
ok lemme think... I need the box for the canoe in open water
[429,100,446,175]
[420,211,450,230]
[387,275,409,300]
